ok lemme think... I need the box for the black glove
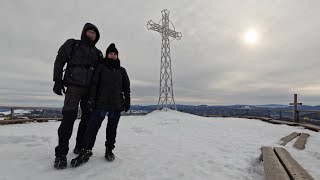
[53,81,65,96]
[88,99,95,112]
[124,101,130,112]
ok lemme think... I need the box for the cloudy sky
[1,0,320,107]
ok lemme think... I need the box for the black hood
[81,23,100,45]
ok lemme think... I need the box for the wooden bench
[274,147,314,180]
[261,146,290,180]
[279,132,310,150]
[261,146,314,180]
[280,132,300,146]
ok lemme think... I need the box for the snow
[0,110,319,180]
[0,117,3,120]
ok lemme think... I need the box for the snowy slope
[0,110,319,180]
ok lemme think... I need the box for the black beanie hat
[106,43,118,55]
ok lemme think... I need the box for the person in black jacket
[53,23,103,169]
[70,43,131,167]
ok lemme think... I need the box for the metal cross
[147,9,182,110]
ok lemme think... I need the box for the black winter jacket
[53,23,103,87]
[89,58,131,111]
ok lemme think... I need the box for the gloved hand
[124,101,130,112]
[88,99,95,112]
[53,81,65,96]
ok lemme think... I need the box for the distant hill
[0,108,9,112]
[255,104,290,108]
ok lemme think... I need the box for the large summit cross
[147,9,182,110]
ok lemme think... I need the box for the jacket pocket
[63,67,74,85]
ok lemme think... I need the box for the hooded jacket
[53,23,103,87]
[89,58,131,111]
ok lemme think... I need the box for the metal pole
[11,108,14,120]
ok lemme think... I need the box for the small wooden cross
[289,94,302,123]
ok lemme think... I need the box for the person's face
[107,52,118,60]
[86,30,96,41]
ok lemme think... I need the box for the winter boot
[70,148,91,167]
[54,155,67,169]
[105,147,115,161]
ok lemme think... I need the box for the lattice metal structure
[147,9,182,110]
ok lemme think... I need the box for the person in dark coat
[70,43,131,167]
[53,23,103,169]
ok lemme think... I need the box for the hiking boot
[105,147,115,161]
[70,148,92,167]
[54,155,67,169]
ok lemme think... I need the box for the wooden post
[289,94,302,123]
[10,108,14,120]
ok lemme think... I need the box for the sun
[244,29,258,45]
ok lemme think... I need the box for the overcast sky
[1,0,320,107]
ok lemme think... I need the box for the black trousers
[81,110,121,150]
[55,85,90,156]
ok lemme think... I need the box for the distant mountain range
[2,104,320,112]
[1,104,320,125]
[130,104,320,111]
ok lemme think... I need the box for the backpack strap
[63,40,80,72]
[69,40,80,60]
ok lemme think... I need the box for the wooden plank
[274,147,314,180]
[33,118,61,121]
[0,119,35,125]
[293,133,310,150]
[36,119,49,123]
[260,117,272,121]
[0,118,63,125]
[269,120,299,126]
[280,132,300,146]
[261,146,290,180]
[299,124,320,132]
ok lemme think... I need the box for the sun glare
[244,29,258,45]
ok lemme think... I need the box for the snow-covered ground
[0,117,4,120]
[0,110,319,180]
